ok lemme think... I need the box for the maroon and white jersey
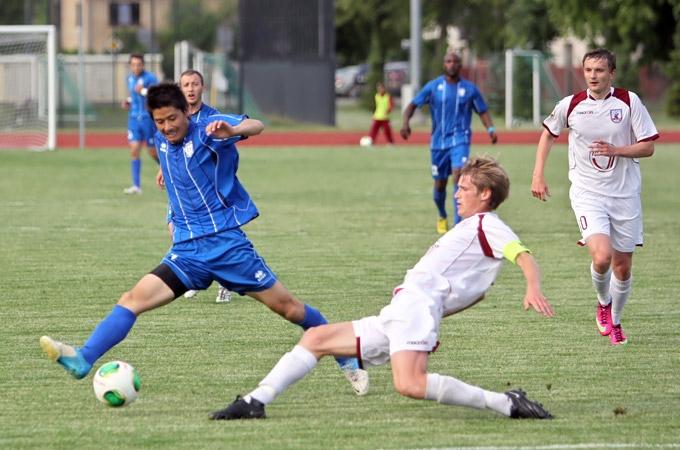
[543,87,658,198]
[400,212,527,316]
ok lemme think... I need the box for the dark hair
[460,156,510,210]
[179,69,204,85]
[147,83,188,112]
[129,53,144,64]
[582,48,616,71]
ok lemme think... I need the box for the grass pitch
[1,144,679,449]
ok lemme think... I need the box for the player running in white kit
[531,48,658,345]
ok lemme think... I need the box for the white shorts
[569,186,643,252]
[352,287,442,368]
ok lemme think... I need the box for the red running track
[3,130,679,148]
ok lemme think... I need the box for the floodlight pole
[505,49,513,129]
[532,53,540,126]
[409,0,421,94]
[77,1,85,149]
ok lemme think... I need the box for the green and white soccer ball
[93,361,141,407]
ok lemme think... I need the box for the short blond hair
[460,156,510,210]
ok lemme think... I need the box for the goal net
[0,25,56,150]
[504,49,561,129]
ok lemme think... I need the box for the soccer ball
[359,136,373,147]
[93,361,141,407]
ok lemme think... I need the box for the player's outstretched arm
[235,118,264,137]
[531,129,555,202]
[205,118,264,139]
[515,252,554,317]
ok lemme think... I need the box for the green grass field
[1,144,679,449]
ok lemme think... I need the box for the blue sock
[297,304,355,368]
[80,305,137,365]
[297,304,327,330]
[433,188,447,218]
[131,159,141,188]
[453,184,460,224]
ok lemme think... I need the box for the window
[109,2,140,26]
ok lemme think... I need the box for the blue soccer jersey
[126,70,159,118]
[155,114,258,243]
[412,76,488,149]
[191,103,220,123]
[166,103,223,223]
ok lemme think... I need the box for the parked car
[335,64,368,97]
[383,61,410,97]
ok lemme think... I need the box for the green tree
[667,1,680,116]
[335,0,409,109]
[0,0,50,25]
[546,0,677,93]
[157,0,223,78]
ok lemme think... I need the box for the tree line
[5,0,679,116]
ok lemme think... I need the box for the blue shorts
[161,228,278,295]
[127,115,156,146]
[430,144,471,180]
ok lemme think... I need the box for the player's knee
[299,327,327,353]
[611,262,631,280]
[392,377,426,399]
[117,291,136,311]
[117,289,149,315]
[272,296,303,322]
[591,253,612,270]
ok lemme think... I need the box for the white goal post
[0,25,56,150]
[504,49,562,129]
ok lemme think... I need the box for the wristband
[487,126,495,134]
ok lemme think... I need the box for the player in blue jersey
[40,83,369,398]
[122,54,159,195]
[401,51,498,233]
[164,69,232,303]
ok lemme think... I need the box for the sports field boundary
[54,130,680,148]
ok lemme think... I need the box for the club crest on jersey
[610,109,623,123]
[183,141,194,158]
[590,155,617,172]
[159,142,167,153]
[458,87,466,96]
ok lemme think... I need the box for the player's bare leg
[391,350,552,419]
[247,284,368,394]
[609,250,633,345]
[587,234,615,337]
[211,322,359,420]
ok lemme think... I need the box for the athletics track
[1,130,677,148]
[54,130,680,148]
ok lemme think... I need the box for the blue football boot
[40,336,92,379]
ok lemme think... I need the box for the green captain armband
[503,240,531,264]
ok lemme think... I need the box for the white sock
[591,263,612,305]
[610,274,632,325]
[247,345,318,405]
[424,373,512,416]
